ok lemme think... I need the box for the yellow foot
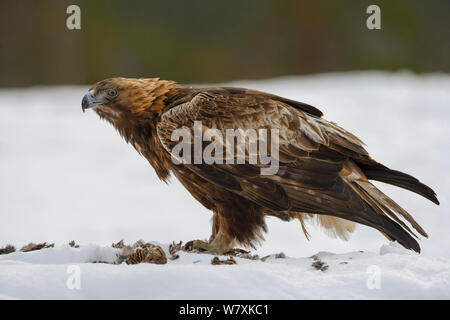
[224,248,249,255]
[185,240,210,252]
[184,240,248,255]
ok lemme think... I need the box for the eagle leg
[209,230,235,254]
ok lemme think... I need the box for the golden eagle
[82,78,439,253]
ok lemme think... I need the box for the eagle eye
[106,88,118,98]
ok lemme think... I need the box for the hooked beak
[81,91,102,112]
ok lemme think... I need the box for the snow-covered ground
[1,242,449,299]
[1,71,449,299]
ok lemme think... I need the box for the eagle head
[81,77,177,123]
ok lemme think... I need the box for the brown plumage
[81,77,439,253]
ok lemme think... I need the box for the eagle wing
[157,89,428,252]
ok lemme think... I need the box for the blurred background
[0,1,449,259]
[1,0,449,87]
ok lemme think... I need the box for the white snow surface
[0,71,449,299]
[1,242,449,300]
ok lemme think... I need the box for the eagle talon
[184,239,246,255]
[224,248,250,255]
[184,240,210,252]
[192,240,211,252]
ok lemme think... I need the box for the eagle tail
[346,180,426,252]
[365,208,421,253]
[337,160,431,253]
[358,162,439,205]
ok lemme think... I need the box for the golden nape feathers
[82,77,439,253]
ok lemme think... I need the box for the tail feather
[353,180,428,238]
[351,182,418,238]
[370,212,421,252]
[358,162,439,205]
[347,182,422,252]
[341,160,427,252]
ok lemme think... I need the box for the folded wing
[157,89,438,252]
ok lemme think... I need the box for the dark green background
[0,0,449,87]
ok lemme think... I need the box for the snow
[0,242,449,299]
[0,71,449,299]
